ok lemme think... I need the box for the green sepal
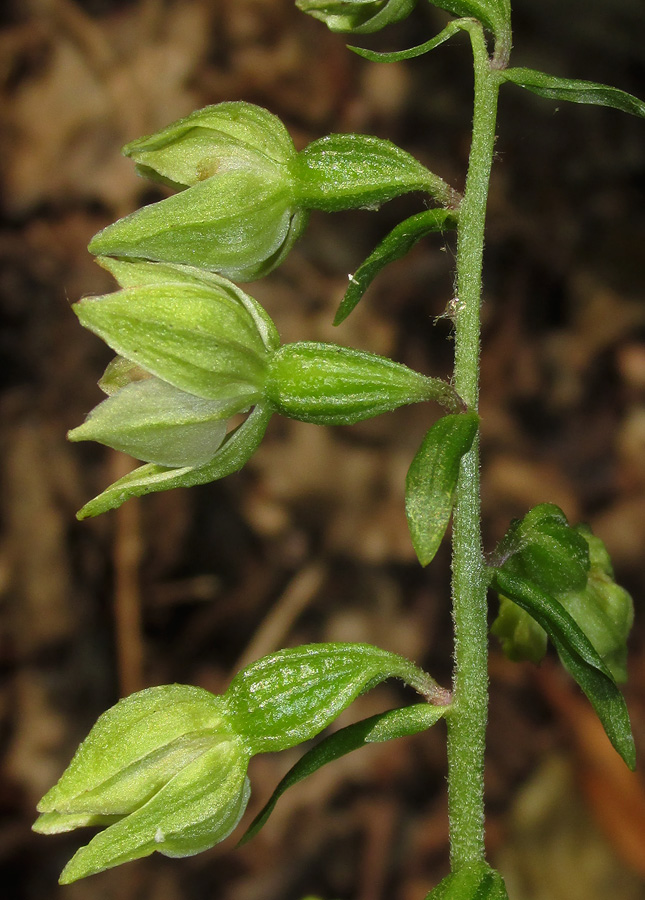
[405,412,479,567]
[499,68,645,119]
[76,402,274,519]
[33,683,253,883]
[122,101,298,189]
[296,133,457,211]
[224,642,449,754]
[74,283,268,405]
[59,740,250,883]
[266,342,460,425]
[491,569,636,770]
[491,506,634,680]
[70,263,279,492]
[240,702,449,843]
[490,594,547,664]
[95,258,281,353]
[349,18,466,62]
[334,208,458,325]
[35,685,231,819]
[89,172,307,283]
[425,862,509,899]
[68,376,230,468]
[492,503,590,597]
[296,0,417,34]
[492,517,634,680]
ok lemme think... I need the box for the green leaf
[334,209,457,325]
[76,402,274,518]
[296,133,457,211]
[491,569,636,769]
[553,527,634,684]
[405,412,479,566]
[240,703,448,843]
[493,503,590,597]
[425,862,509,899]
[224,642,449,753]
[491,569,611,677]
[349,18,466,62]
[500,68,645,119]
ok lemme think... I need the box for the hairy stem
[446,23,501,869]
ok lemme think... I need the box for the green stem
[445,23,501,870]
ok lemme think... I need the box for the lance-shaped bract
[69,258,279,467]
[33,685,251,884]
[296,0,417,34]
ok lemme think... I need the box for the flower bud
[69,259,279,467]
[265,341,460,425]
[70,259,458,513]
[492,511,634,682]
[296,0,417,33]
[33,685,251,883]
[89,102,308,282]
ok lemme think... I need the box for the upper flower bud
[89,102,308,282]
[69,258,279,467]
[88,102,458,283]
[33,685,251,883]
[296,0,417,33]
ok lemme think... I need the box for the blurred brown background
[1,1,644,898]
